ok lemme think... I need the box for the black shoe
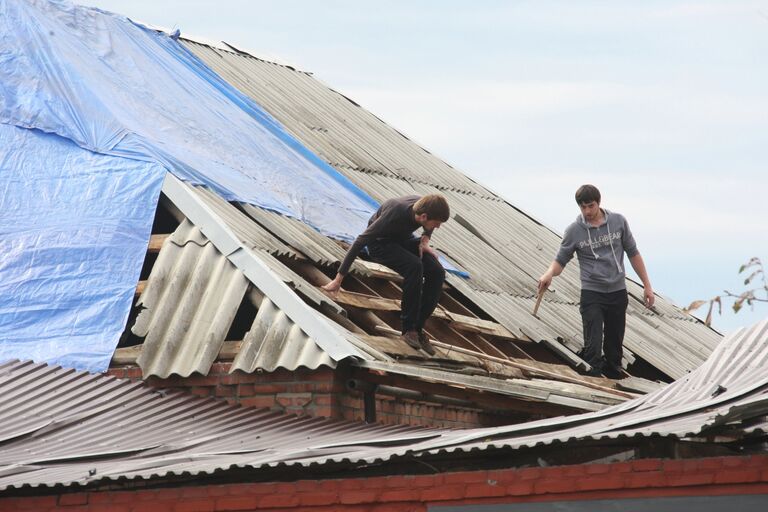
[603,366,625,379]
[584,366,602,377]
[418,331,436,356]
[402,330,422,351]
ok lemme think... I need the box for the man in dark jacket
[538,185,654,378]
[323,195,450,355]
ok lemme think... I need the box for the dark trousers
[579,289,628,371]
[367,238,445,333]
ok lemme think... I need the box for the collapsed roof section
[3,319,766,492]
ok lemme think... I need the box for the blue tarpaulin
[0,124,165,372]
[0,0,467,372]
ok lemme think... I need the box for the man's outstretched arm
[538,261,564,295]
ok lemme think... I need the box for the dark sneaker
[402,330,422,351]
[584,366,602,377]
[603,366,625,379]
[418,331,436,356]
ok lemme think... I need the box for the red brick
[340,490,379,504]
[237,384,255,396]
[443,471,488,485]
[132,503,175,512]
[228,483,276,496]
[465,482,506,498]
[219,373,251,385]
[173,500,215,512]
[409,475,442,487]
[206,486,230,497]
[298,491,339,506]
[633,459,663,471]
[190,387,213,397]
[723,457,749,468]
[371,504,424,512]
[519,468,543,481]
[714,468,761,484]
[11,496,58,509]
[88,493,114,505]
[215,385,236,397]
[239,396,277,409]
[506,481,534,496]
[153,489,183,500]
[625,471,664,489]
[58,493,89,506]
[420,486,465,502]
[747,455,768,467]
[667,473,715,487]
[584,463,611,475]
[317,480,340,492]
[534,478,578,494]
[90,505,131,512]
[698,457,724,470]
[258,494,300,508]
[576,474,625,491]
[215,496,258,510]
[180,487,209,498]
[379,489,422,502]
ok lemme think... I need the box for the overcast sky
[91,0,768,333]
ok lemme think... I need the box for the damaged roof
[108,34,720,413]
[2,319,766,491]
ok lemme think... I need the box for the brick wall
[107,364,513,429]
[3,455,768,511]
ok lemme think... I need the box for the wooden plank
[147,234,169,253]
[326,289,400,312]
[356,260,402,282]
[326,288,522,341]
[427,339,636,399]
[112,340,243,366]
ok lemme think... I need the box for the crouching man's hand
[322,274,344,293]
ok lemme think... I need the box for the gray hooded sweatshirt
[555,209,639,293]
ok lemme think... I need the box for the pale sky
[91,0,768,333]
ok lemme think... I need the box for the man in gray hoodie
[538,185,654,379]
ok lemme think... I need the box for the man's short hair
[575,184,601,205]
[414,194,450,221]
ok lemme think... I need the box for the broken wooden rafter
[428,339,637,400]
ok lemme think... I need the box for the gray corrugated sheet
[181,39,720,379]
[2,319,767,490]
[134,220,249,378]
[134,220,338,377]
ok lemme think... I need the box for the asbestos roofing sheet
[192,186,298,258]
[231,295,335,373]
[182,41,492,196]
[134,220,249,378]
[179,39,720,378]
[2,320,766,490]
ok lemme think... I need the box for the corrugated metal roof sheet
[2,319,766,491]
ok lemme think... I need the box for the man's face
[417,213,442,231]
[579,201,600,222]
